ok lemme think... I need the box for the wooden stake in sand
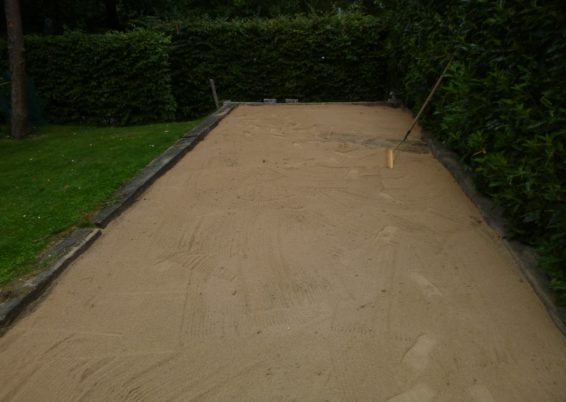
[394,57,454,158]
[385,148,395,169]
[209,78,220,110]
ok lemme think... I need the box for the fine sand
[1,105,565,401]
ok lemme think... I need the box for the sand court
[1,104,565,401]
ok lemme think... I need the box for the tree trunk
[103,0,120,30]
[4,0,27,139]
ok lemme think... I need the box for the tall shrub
[171,14,388,118]
[2,30,176,125]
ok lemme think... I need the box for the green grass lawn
[0,120,201,287]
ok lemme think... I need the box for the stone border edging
[423,132,566,336]
[0,103,238,332]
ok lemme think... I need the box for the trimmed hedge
[4,16,387,123]
[170,14,388,118]
[387,0,566,302]
[2,30,176,125]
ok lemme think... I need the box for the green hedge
[170,15,388,118]
[387,0,566,302]
[4,16,387,123]
[3,30,176,125]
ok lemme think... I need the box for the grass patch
[0,120,201,286]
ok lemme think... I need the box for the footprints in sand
[378,191,403,205]
[347,168,360,180]
[386,335,437,402]
[386,383,437,402]
[402,334,437,372]
[387,382,495,402]
[409,272,442,300]
[376,225,398,245]
[468,384,496,402]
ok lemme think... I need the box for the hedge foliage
[4,15,386,122]
[2,30,176,125]
[170,14,388,118]
[387,0,566,302]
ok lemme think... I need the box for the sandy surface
[1,105,565,401]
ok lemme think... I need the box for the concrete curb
[423,132,566,336]
[0,228,101,332]
[92,103,237,228]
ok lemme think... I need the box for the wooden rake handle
[395,57,454,151]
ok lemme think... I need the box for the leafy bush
[387,0,566,302]
[170,14,388,118]
[1,30,176,125]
